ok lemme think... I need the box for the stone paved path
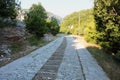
[56,36,84,80]
[0,37,64,80]
[32,38,67,80]
[0,36,110,80]
[68,37,110,80]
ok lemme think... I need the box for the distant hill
[47,12,62,24]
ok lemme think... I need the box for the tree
[0,0,18,19]
[60,12,80,34]
[94,0,120,54]
[24,3,47,38]
[60,9,95,35]
[49,17,60,35]
[46,17,60,35]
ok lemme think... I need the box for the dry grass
[74,35,120,80]
[87,46,120,80]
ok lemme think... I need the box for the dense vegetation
[0,0,20,27]
[24,3,47,38]
[60,9,95,35]
[60,0,120,58]
[47,17,60,36]
[59,9,97,43]
[94,0,120,55]
[0,0,18,19]
[24,3,60,38]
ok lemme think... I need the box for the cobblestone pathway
[71,37,110,80]
[0,36,110,80]
[56,36,84,80]
[32,38,66,80]
[0,37,64,80]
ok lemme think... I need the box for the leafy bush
[116,51,120,59]
[60,9,94,35]
[24,3,47,38]
[47,17,60,36]
[0,0,19,19]
[84,26,97,43]
[94,0,120,54]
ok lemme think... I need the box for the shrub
[27,35,42,46]
[115,51,120,59]
[94,0,120,54]
[24,3,47,38]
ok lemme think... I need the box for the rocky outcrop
[0,26,25,55]
[3,27,25,39]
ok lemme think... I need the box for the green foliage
[84,25,97,43]
[94,0,120,54]
[47,17,60,35]
[27,35,42,46]
[24,3,47,38]
[60,12,79,34]
[116,51,120,59]
[60,9,95,35]
[0,0,20,28]
[0,0,18,19]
